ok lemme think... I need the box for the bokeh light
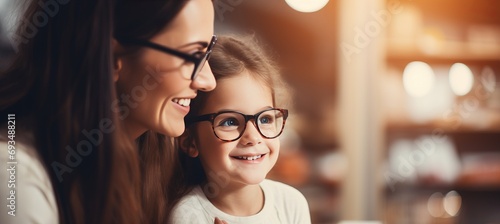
[285,0,329,13]
[449,63,474,96]
[403,61,435,97]
[427,192,445,218]
[444,191,462,217]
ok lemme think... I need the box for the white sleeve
[290,189,311,224]
[0,141,59,224]
[169,197,212,224]
[270,180,312,224]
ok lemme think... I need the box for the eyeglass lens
[212,109,285,141]
[191,53,209,80]
[191,35,216,80]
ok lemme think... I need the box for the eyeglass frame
[117,35,218,80]
[187,108,289,142]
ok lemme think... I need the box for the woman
[0,0,217,223]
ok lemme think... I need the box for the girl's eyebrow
[216,106,274,114]
[215,109,239,113]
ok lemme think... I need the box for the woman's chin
[158,123,185,137]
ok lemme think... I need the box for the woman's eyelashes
[191,50,205,59]
[187,44,208,58]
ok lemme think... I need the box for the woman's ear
[179,131,199,158]
[111,38,123,82]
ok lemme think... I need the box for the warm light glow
[481,66,496,93]
[285,0,329,13]
[406,72,455,123]
[444,191,462,216]
[403,61,435,97]
[449,63,474,96]
[427,192,445,218]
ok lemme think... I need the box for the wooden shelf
[382,1,500,223]
[387,173,500,192]
[386,120,500,134]
[386,39,500,65]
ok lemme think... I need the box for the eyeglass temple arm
[117,38,199,63]
[186,113,215,125]
[281,109,289,119]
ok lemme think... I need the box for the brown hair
[0,0,188,223]
[193,35,282,112]
[168,35,287,214]
[115,2,191,223]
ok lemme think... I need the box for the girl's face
[115,0,216,139]
[193,71,280,188]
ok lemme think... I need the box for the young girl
[169,36,311,224]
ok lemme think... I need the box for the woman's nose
[191,61,216,92]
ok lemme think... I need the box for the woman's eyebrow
[177,41,209,49]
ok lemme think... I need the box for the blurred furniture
[382,0,500,223]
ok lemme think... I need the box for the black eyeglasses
[187,108,289,142]
[118,35,217,80]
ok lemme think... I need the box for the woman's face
[115,0,216,139]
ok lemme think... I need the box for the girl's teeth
[236,155,262,161]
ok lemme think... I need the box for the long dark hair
[115,1,189,223]
[0,0,187,223]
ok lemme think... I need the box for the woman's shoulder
[0,136,49,184]
[0,137,59,224]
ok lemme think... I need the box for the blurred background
[213,0,500,223]
[1,0,500,223]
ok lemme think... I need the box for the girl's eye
[259,115,274,124]
[219,118,239,127]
